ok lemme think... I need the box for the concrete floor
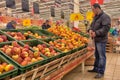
[62,53,120,80]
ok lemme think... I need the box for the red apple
[0,38,3,42]
[37,44,43,50]
[21,51,29,58]
[24,44,30,49]
[22,48,29,53]
[41,50,45,54]
[49,46,54,52]
[42,44,47,48]
[1,35,7,41]
[24,57,31,62]
[12,41,20,47]
[17,32,22,36]
[29,53,34,58]
[5,48,12,56]
[16,57,23,64]
[21,61,28,66]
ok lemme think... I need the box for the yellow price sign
[23,19,31,27]
[70,13,84,21]
[86,11,94,21]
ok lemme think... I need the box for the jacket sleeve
[95,15,111,37]
[87,22,93,32]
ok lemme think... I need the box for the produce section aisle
[62,53,120,80]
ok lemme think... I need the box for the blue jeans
[93,42,106,74]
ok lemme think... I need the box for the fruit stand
[0,27,94,80]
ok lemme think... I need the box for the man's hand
[89,30,96,38]
[91,31,96,38]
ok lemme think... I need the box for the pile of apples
[32,44,59,57]
[24,31,47,39]
[0,62,14,74]
[0,41,44,66]
[0,35,8,42]
[6,32,27,40]
[48,39,85,52]
[48,26,88,43]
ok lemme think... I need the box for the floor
[62,53,120,80]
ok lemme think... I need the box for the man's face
[91,6,98,15]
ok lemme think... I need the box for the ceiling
[0,0,120,20]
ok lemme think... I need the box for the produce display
[48,26,88,43]
[0,62,14,74]
[24,31,47,39]
[48,38,84,52]
[0,41,44,66]
[32,44,59,57]
[6,32,27,40]
[0,35,8,42]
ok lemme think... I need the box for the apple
[0,48,5,52]
[4,64,14,72]
[1,35,7,41]
[24,57,31,62]
[31,58,37,63]
[12,41,20,47]
[17,32,22,36]
[49,46,54,51]
[10,32,16,36]
[21,61,28,66]
[34,51,40,58]
[24,44,30,49]
[12,55,19,60]
[11,47,19,55]
[45,48,50,52]
[41,50,45,54]
[21,51,29,58]
[33,47,39,52]
[22,48,29,53]
[42,44,47,48]
[0,65,4,72]
[5,48,12,56]
[29,53,34,58]
[45,52,51,57]
[0,38,3,42]
[37,44,43,50]
[16,57,23,64]
[2,63,8,68]
[37,57,44,60]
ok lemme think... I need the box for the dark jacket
[89,11,111,42]
[42,23,51,29]
[6,22,15,29]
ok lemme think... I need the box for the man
[88,3,111,78]
[42,20,51,29]
[6,20,17,29]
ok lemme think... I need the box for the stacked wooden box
[106,37,114,53]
